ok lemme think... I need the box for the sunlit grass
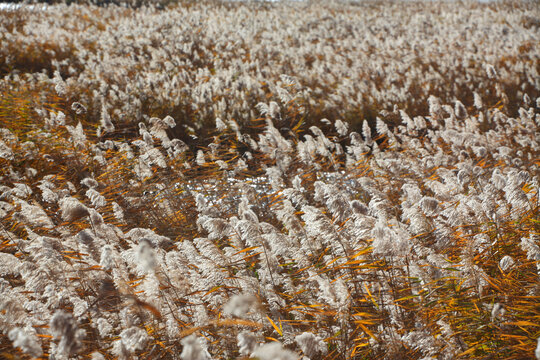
[0,1,539,359]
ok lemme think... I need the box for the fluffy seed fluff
[223,294,259,318]
[8,327,42,358]
[252,342,298,360]
[180,334,211,360]
[49,310,85,356]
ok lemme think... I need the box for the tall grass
[0,1,539,359]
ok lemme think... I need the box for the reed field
[0,0,539,359]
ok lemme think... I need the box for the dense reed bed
[0,1,539,359]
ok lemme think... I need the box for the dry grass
[0,1,539,360]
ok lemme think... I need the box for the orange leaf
[357,323,378,342]
[266,316,283,336]
[233,246,260,255]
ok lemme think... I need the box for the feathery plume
[60,197,90,222]
[180,335,211,360]
[252,342,297,360]
[49,311,84,356]
[223,294,259,318]
[8,327,42,358]
[71,102,87,115]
